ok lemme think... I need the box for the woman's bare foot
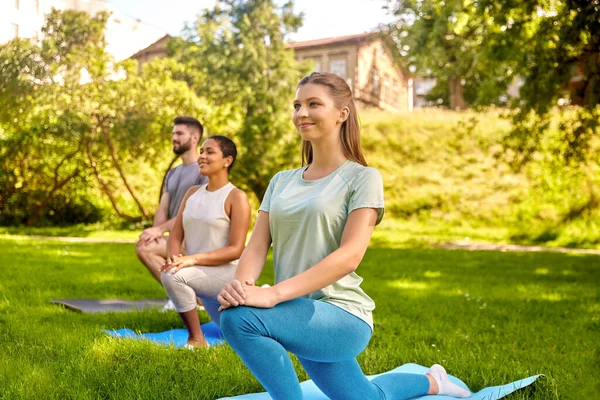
[186,337,209,348]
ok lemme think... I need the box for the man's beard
[173,138,192,155]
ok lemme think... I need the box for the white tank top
[182,182,237,266]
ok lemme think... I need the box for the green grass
[0,223,140,241]
[0,235,597,399]
[360,109,600,249]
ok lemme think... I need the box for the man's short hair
[173,116,203,137]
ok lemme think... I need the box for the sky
[107,0,395,42]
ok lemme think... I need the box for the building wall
[293,43,359,92]
[292,38,409,112]
[356,39,409,112]
[0,0,63,43]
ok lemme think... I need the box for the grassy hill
[361,108,600,249]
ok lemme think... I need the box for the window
[372,70,380,96]
[14,0,19,10]
[330,59,347,79]
[382,76,390,102]
[392,80,399,105]
[12,24,19,39]
[306,57,321,72]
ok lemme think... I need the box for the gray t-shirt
[164,163,207,219]
[259,160,384,329]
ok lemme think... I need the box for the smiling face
[292,83,348,143]
[198,138,232,176]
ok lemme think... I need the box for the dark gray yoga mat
[51,298,169,313]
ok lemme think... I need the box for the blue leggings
[220,298,429,400]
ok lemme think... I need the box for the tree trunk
[26,170,79,226]
[85,142,142,222]
[26,149,80,226]
[97,121,150,219]
[249,175,267,203]
[449,76,466,110]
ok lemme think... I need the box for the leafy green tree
[388,0,599,220]
[474,0,600,216]
[169,0,307,200]
[0,9,220,225]
[386,0,515,109]
[476,0,600,155]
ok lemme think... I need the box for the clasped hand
[161,254,197,274]
[217,278,277,311]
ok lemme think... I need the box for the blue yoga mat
[103,321,224,347]
[218,363,542,400]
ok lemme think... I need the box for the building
[568,45,599,106]
[288,33,412,112]
[130,34,172,68]
[0,0,55,43]
[129,31,413,112]
[0,0,165,61]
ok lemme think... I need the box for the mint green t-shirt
[259,160,385,329]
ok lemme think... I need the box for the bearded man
[136,116,207,299]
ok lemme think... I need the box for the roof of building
[287,32,378,49]
[129,34,172,59]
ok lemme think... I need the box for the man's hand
[137,226,164,246]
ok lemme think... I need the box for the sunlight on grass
[18,366,54,397]
[424,271,442,278]
[0,297,10,312]
[387,279,430,290]
[88,273,121,284]
[534,268,550,275]
[42,247,94,258]
[87,337,131,366]
[516,284,572,302]
[540,293,563,302]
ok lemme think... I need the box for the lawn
[0,234,597,399]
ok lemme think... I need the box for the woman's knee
[160,271,181,289]
[220,306,255,339]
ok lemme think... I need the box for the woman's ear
[224,155,233,168]
[338,107,349,124]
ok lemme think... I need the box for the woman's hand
[161,254,197,274]
[218,279,278,311]
[218,279,250,310]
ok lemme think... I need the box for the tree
[387,0,600,221]
[0,9,221,225]
[488,0,600,216]
[169,0,308,200]
[386,0,516,109]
